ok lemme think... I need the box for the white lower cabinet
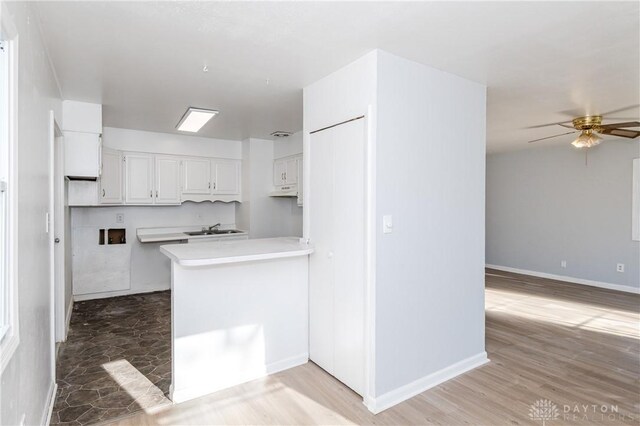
[99,148,123,204]
[309,118,365,396]
[155,156,181,204]
[124,153,154,204]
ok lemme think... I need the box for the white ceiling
[36,1,639,151]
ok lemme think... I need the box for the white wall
[71,202,236,299]
[304,50,487,408]
[0,2,62,425]
[487,142,640,291]
[374,51,487,396]
[236,138,303,238]
[102,126,242,159]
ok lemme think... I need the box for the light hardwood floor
[108,270,639,425]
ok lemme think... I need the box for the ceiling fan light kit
[571,129,602,149]
[526,108,640,148]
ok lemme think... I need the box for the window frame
[0,7,20,374]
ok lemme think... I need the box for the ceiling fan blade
[527,131,577,143]
[598,121,640,129]
[601,104,640,116]
[598,128,640,139]
[525,121,572,129]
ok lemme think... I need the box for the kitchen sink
[185,229,243,236]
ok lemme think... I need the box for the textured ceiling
[36,1,639,151]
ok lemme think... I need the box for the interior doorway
[49,111,68,345]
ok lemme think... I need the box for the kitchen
[49,48,486,425]
[65,106,303,300]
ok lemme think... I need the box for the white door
[124,153,154,204]
[53,132,66,342]
[309,117,365,396]
[155,156,181,204]
[212,160,240,194]
[182,158,211,194]
[99,148,122,204]
[285,157,298,185]
[273,159,287,186]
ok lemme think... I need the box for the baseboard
[486,264,640,295]
[366,352,489,414]
[73,282,170,301]
[171,353,308,403]
[42,381,58,426]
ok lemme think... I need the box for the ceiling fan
[527,105,640,148]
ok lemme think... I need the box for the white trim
[170,354,308,404]
[363,104,377,408]
[42,381,58,426]
[632,158,639,241]
[486,264,640,294]
[73,282,170,302]
[0,7,20,375]
[365,352,489,414]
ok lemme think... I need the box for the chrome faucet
[206,223,221,231]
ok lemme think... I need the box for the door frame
[49,110,66,357]
[303,105,377,409]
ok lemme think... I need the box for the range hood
[269,185,298,197]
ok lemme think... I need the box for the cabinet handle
[208,182,211,189]
[213,182,216,190]
[150,190,152,198]
[102,189,105,197]
[156,190,158,198]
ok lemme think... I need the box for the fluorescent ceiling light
[176,107,218,132]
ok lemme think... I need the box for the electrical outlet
[116,213,124,224]
[560,260,567,268]
[617,263,625,273]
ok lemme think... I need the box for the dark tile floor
[51,291,172,426]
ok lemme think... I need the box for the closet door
[309,127,336,374]
[309,117,365,396]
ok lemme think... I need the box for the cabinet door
[124,153,154,204]
[155,156,181,204]
[212,160,240,195]
[284,157,298,185]
[64,131,101,178]
[182,158,211,194]
[273,159,287,186]
[99,148,122,204]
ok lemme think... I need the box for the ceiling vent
[270,131,292,138]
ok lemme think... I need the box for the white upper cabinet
[273,159,287,186]
[285,157,298,185]
[124,153,154,204]
[64,131,102,179]
[99,148,122,204]
[155,156,181,204]
[273,156,299,187]
[182,158,211,194]
[212,159,240,195]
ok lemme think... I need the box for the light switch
[383,215,393,234]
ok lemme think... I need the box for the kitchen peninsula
[160,237,314,403]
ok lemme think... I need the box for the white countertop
[160,237,314,267]
[136,225,247,243]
